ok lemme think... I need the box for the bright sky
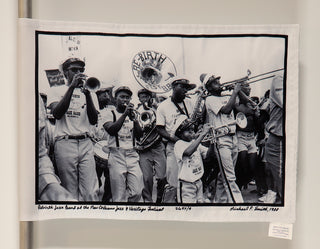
[38,34,285,104]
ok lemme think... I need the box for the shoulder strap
[172,100,190,118]
[182,101,190,118]
[111,110,120,147]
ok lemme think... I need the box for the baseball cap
[61,58,85,71]
[137,88,153,96]
[200,73,221,88]
[96,84,114,95]
[113,86,133,97]
[170,76,196,91]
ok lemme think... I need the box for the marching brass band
[39,57,284,204]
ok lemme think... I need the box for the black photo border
[35,30,288,208]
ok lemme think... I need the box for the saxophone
[189,86,208,129]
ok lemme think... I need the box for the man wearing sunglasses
[47,58,99,201]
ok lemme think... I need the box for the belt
[59,133,91,140]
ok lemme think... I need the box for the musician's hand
[254,108,260,117]
[124,103,134,114]
[125,103,136,120]
[81,87,90,96]
[70,73,86,89]
[233,83,242,94]
[40,183,77,201]
[201,123,211,135]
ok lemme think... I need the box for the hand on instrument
[254,108,260,117]
[233,83,242,94]
[70,73,86,89]
[81,87,90,96]
[125,103,136,121]
[201,123,211,135]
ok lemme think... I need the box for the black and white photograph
[37,32,286,203]
[18,19,298,222]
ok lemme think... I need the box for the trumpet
[83,77,101,92]
[77,75,101,92]
[123,103,139,121]
[201,112,247,143]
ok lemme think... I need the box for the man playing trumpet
[202,73,244,203]
[103,86,144,202]
[48,58,99,201]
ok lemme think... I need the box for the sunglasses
[68,67,85,73]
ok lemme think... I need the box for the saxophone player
[156,77,196,202]
[136,89,167,203]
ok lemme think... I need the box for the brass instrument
[135,102,161,151]
[83,76,101,92]
[238,91,259,111]
[78,75,101,92]
[201,112,247,143]
[123,103,139,121]
[137,102,156,128]
[189,86,209,129]
[219,68,284,112]
[220,68,284,91]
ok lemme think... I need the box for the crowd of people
[38,57,284,204]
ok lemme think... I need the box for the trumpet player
[47,58,99,201]
[103,86,144,202]
[202,73,244,203]
[136,89,166,203]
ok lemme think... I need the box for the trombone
[220,68,284,91]
[219,68,284,111]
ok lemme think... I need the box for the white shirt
[104,109,134,149]
[94,105,115,141]
[205,95,236,135]
[174,140,207,182]
[47,85,99,138]
[156,98,194,137]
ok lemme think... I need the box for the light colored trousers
[108,148,143,202]
[179,179,204,203]
[166,142,179,188]
[54,138,99,201]
[213,135,244,203]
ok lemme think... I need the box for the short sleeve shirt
[174,140,207,183]
[93,105,115,141]
[156,98,194,137]
[104,109,134,149]
[47,85,99,138]
[205,95,236,134]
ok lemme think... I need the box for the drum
[93,140,109,168]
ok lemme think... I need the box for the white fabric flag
[18,18,298,222]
